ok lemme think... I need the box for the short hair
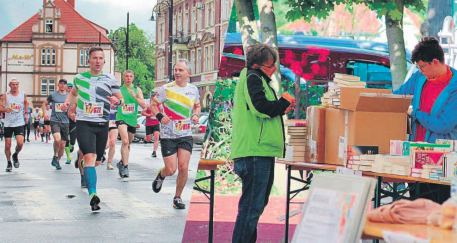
[88,46,104,57]
[246,43,279,68]
[176,59,192,72]
[123,70,134,76]
[411,37,444,64]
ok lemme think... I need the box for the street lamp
[150,0,173,82]
[111,12,130,70]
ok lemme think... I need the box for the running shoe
[35,135,37,140]
[173,196,186,209]
[56,162,62,170]
[51,156,58,167]
[107,163,114,170]
[117,160,124,178]
[66,159,71,164]
[27,139,30,142]
[122,165,129,178]
[90,193,101,211]
[70,145,74,153]
[152,168,164,193]
[6,161,12,172]
[12,153,20,168]
[101,154,106,164]
[81,179,86,188]
[151,151,157,157]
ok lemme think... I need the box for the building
[154,0,233,110]
[0,0,115,108]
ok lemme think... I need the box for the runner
[150,59,200,209]
[44,104,52,143]
[31,108,40,140]
[62,46,123,211]
[42,79,69,170]
[141,95,161,157]
[0,77,29,172]
[105,105,118,170]
[23,106,32,142]
[64,83,77,164]
[116,70,146,178]
[67,103,86,187]
[39,111,45,142]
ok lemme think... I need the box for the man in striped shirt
[62,46,123,211]
[151,59,200,209]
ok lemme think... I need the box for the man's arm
[191,102,201,124]
[136,88,147,109]
[413,94,457,134]
[42,99,49,120]
[141,106,153,117]
[67,103,77,122]
[393,71,421,95]
[62,87,78,111]
[150,99,170,125]
[0,94,11,113]
[23,92,29,123]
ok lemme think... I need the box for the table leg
[209,170,215,243]
[285,164,291,243]
[375,176,382,208]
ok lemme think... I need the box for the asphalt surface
[0,134,201,242]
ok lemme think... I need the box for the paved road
[0,135,201,242]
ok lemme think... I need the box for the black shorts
[146,124,160,135]
[160,136,193,157]
[76,120,109,161]
[33,121,39,129]
[4,126,25,138]
[50,121,69,141]
[109,127,118,131]
[116,120,136,134]
[44,120,50,125]
[39,123,44,128]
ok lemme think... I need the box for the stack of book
[371,155,410,175]
[333,73,366,87]
[358,154,376,171]
[284,120,307,162]
[321,86,340,107]
[413,165,443,180]
[347,155,361,170]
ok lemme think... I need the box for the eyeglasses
[261,63,276,69]
[416,62,430,70]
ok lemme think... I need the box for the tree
[108,23,156,96]
[284,0,426,90]
[421,0,452,39]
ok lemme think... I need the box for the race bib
[54,103,64,112]
[122,104,135,114]
[11,103,22,112]
[84,102,104,117]
[109,120,116,128]
[173,119,191,135]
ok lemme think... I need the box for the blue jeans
[232,156,275,243]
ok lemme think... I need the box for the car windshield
[199,115,209,125]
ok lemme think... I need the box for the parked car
[134,116,147,142]
[192,113,209,145]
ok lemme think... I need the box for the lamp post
[111,12,130,70]
[150,0,173,82]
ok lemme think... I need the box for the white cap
[10,77,19,83]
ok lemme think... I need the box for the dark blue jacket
[393,66,457,142]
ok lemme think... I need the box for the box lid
[340,87,392,110]
[355,94,413,113]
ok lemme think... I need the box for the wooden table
[276,161,451,243]
[363,221,457,243]
[193,159,226,243]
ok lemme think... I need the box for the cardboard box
[306,106,326,163]
[325,93,412,165]
[339,87,392,110]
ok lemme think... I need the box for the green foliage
[108,23,155,95]
[281,80,324,119]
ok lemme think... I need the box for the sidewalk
[182,194,305,243]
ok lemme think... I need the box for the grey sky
[0,0,157,41]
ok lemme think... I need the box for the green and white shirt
[73,71,120,122]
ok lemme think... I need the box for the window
[197,49,201,73]
[191,50,195,73]
[173,16,177,35]
[45,19,53,33]
[222,0,230,20]
[204,46,208,71]
[209,1,215,26]
[191,9,196,33]
[184,12,189,35]
[346,61,392,89]
[79,49,89,66]
[210,45,214,71]
[41,78,55,95]
[205,4,209,28]
[41,47,56,65]
[178,14,182,34]
[197,9,202,31]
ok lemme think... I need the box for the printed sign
[122,104,135,114]
[84,102,103,117]
[11,103,22,112]
[173,119,191,135]
[54,103,64,112]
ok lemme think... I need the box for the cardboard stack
[284,119,307,162]
[371,155,410,175]
[321,86,340,107]
[358,154,376,171]
[333,73,366,87]
[306,106,326,163]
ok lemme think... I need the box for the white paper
[294,188,359,243]
[338,136,345,159]
[382,231,430,243]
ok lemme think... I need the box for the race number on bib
[109,120,116,127]
[122,104,135,114]
[54,103,64,112]
[173,119,191,135]
[11,103,22,112]
[84,102,104,117]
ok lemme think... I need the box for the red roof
[1,0,111,44]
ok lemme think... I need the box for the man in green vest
[116,70,146,178]
[230,43,295,243]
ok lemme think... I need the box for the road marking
[9,191,74,221]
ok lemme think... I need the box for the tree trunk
[421,0,452,39]
[258,0,281,93]
[386,0,407,90]
[235,0,260,55]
